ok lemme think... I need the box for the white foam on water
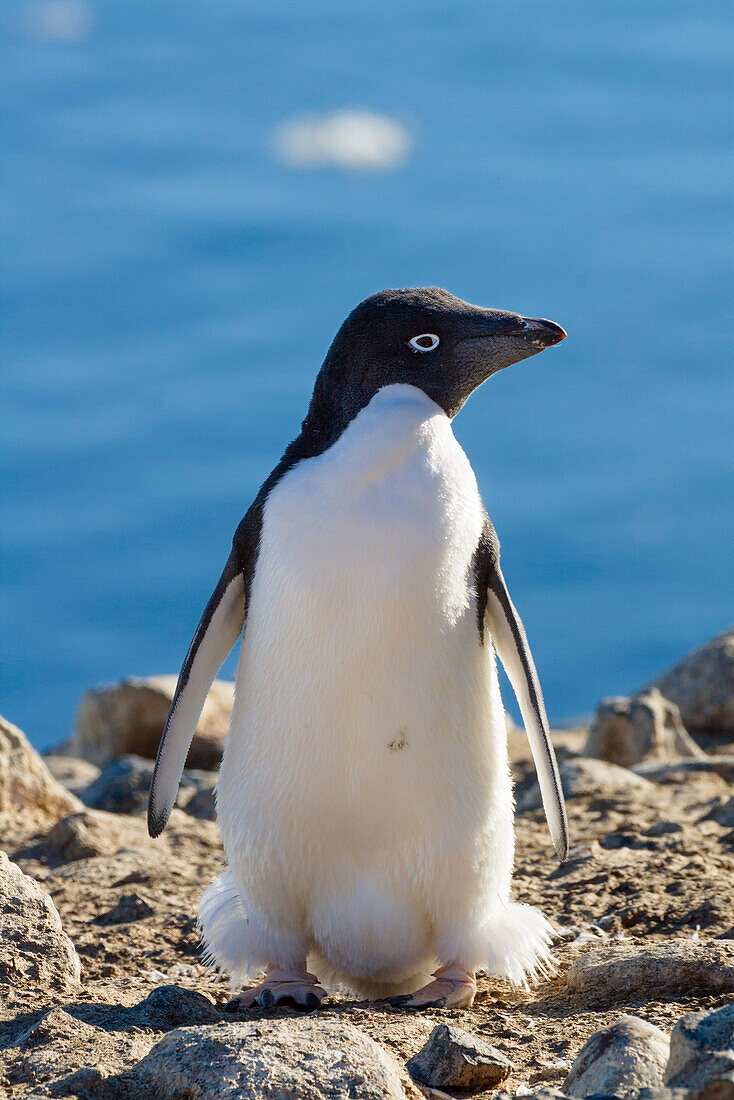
[25,0,93,43]
[272,108,411,171]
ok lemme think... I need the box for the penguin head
[307,287,566,436]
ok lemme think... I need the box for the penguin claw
[225,968,327,1012]
[383,966,476,1010]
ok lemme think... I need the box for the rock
[633,758,734,785]
[0,852,81,993]
[406,1023,513,1090]
[40,808,154,863]
[71,675,234,768]
[497,1092,570,1100]
[567,943,734,1001]
[584,690,704,767]
[517,758,653,812]
[112,985,221,1031]
[665,1004,734,1088]
[120,1018,417,1099]
[177,781,216,821]
[563,1015,670,1097]
[1,1006,153,1096]
[80,754,217,816]
[644,629,734,735]
[81,755,158,814]
[702,799,734,828]
[645,821,683,836]
[94,892,155,925]
[43,754,102,797]
[0,715,82,827]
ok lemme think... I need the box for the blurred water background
[2,0,733,751]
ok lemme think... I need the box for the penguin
[148,286,569,1011]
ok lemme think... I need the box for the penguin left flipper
[147,547,245,838]
[477,520,569,862]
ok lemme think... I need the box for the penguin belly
[201,385,551,995]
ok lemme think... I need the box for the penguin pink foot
[386,964,477,1009]
[224,963,327,1011]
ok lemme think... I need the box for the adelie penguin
[148,286,569,1010]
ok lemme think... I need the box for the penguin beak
[513,317,567,350]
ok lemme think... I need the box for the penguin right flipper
[147,548,245,837]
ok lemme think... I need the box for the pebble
[406,1023,513,1091]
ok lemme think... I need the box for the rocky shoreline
[1,630,733,1099]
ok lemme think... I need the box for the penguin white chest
[219,384,501,850]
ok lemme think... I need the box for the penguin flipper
[148,549,245,837]
[481,550,569,862]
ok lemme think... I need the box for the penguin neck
[297,378,445,461]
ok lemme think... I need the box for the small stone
[81,755,218,816]
[517,758,653,813]
[584,690,703,767]
[122,985,220,1031]
[702,798,734,829]
[0,853,81,993]
[119,1018,416,1099]
[645,822,683,837]
[82,755,158,814]
[111,985,221,1031]
[43,755,102,798]
[567,943,734,1002]
[633,758,734,785]
[406,1023,513,1091]
[177,782,216,821]
[41,808,153,863]
[71,676,234,768]
[563,1015,670,1097]
[496,1092,569,1100]
[95,892,155,925]
[665,1004,734,1088]
[0,715,82,828]
[642,628,734,735]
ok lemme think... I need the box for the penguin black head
[304,287,566,440]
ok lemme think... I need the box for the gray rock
[71,675,234,768]
[406,1022,513,1090]
[518,758,653,813]
[43,755,102,797]
[1,1006,153,1097]
[0,852,81,993]
[702,799,734,828]
[567,943,734,1002]
[633,758,734,785]
[177,781,216,821]
[113,985,222,1031]
[584,690,704,768]
[496,1092,570,1100]
[643,628,734,735]
[0,715,82,827]
[635,1090,689,1100]
[665,1004,734,1088]
[81,755,217,816]
[95,892,155,925]
[120,1018,416,1099]
[563,1015,670,1097]
[41,808,154,863]
[82,755,158,814]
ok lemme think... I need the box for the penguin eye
[409,333,440,353]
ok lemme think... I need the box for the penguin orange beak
[514,317,567,349]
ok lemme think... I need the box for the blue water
[2,1,733,751]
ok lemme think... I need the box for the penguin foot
[385,964,477,1010]
[224,964,327,1011]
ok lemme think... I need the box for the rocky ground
[1,630,733,1099]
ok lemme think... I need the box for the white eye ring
[409,333,440,353]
